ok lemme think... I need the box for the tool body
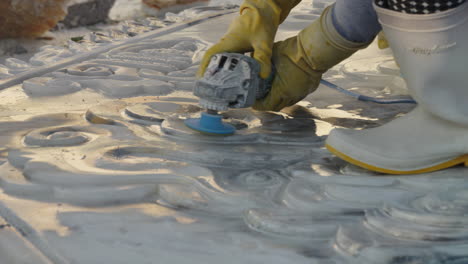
[185,53,416,135]
[185,53,273,135]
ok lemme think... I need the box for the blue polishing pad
[184,112,235,135]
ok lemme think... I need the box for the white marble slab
[0,1,466,263]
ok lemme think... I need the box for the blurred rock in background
[0,0,68,38]
[59,0,117,28]
[142,0,210,16]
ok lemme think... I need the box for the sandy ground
[0,1,467,263]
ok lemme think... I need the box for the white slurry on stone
[23,78,82,97]
[0,0,466,263]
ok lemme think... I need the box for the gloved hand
[197,0,301,79]
[253,4,377,111]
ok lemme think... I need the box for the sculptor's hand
[197,0,301,80]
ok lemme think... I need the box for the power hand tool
[184,53,416,136]
[185,53,274,135]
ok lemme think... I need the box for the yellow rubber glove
[197,0,301,79]
[253,5,372,111]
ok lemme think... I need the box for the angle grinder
[185,53,274,135]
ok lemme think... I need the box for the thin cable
[320,79,417,104]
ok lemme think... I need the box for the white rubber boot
[325,2,468,174]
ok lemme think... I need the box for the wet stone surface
[0,1,466,263]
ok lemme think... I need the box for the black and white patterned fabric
[375,0,466,14]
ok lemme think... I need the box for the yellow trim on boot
[325,144,468,175]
